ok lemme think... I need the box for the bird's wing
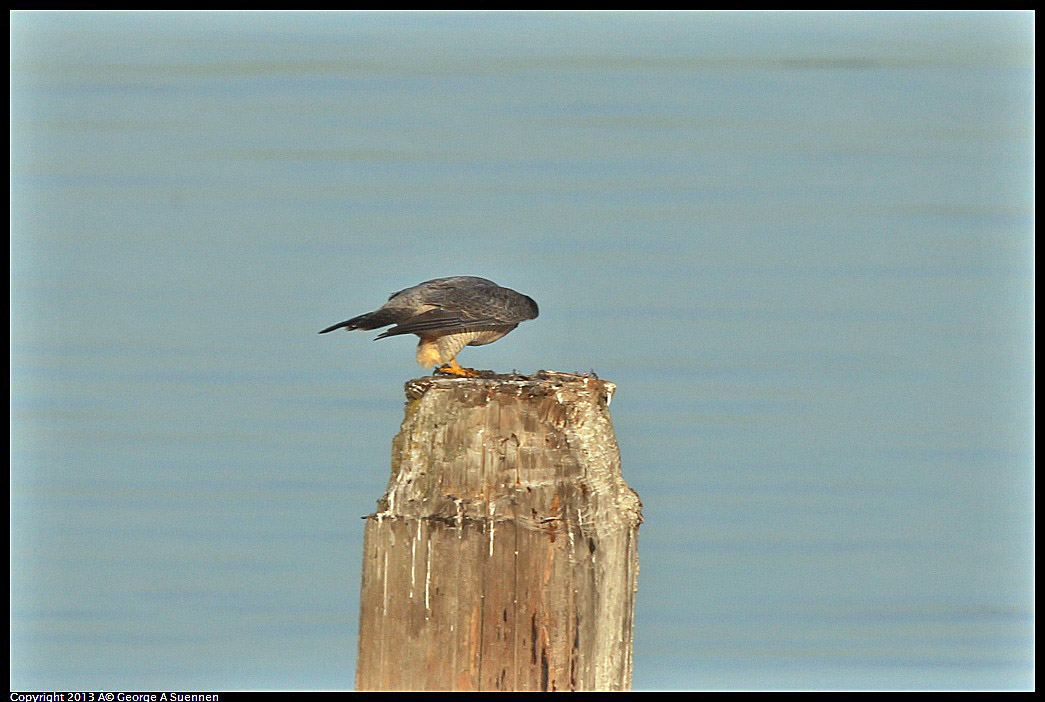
[425,282,534,322]
[374,308,516,340]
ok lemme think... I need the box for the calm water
[10,11,1034,691]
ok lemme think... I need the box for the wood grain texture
[355,371,642,691]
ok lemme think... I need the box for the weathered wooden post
[355,371,642,691]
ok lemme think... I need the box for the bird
[319,276,538,377]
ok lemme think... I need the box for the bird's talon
[435,360,479,378]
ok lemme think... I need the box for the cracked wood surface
[355,371,642,691]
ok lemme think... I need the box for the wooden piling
[354,371,642,692]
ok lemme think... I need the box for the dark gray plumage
[320,276,538,375]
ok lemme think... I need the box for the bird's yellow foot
[435,359,479,377]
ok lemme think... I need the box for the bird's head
[524,295,539,320]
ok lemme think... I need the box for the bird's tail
[318,310,395,334]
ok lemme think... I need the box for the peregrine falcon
[320,276,539,376]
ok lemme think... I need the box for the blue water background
[10,11,1034,691]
